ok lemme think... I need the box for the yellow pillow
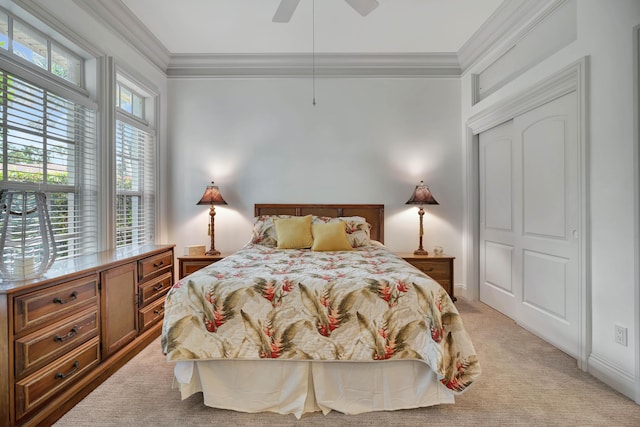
[274,215,313,249]
[311,221,353,252]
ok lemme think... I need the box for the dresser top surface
[0,244,174,294]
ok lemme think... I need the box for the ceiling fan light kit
[344,0,380,16]
[273,0,301,23]
[272,0,379,23]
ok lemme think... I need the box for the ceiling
[119,0,504,55]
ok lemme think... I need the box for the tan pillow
[311,221,353,252]
[312,216,371,247]
[274,215,313,249]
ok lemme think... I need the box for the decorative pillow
[340,216,372,247]
[250,215,293,247]
[274,215,313,249]
[311,221,353,252]
[312,216,372,247]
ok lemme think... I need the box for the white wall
[166,77,464,274]
[461,0,640,401]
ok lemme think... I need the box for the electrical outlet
[614,324,628,346]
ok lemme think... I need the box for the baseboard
[588,353,637,401]
[454,283,470,300]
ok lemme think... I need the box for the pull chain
[312,0,316,106]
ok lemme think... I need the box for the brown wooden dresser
[0,244,174,426]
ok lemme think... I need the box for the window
[115,80,155,247]
[0,69,98,259]
[0,8,83,87]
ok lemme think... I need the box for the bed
[161,204,480,418]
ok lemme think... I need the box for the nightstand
[398,253,456,301]
[177,254,228,279]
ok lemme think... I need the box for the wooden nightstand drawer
[408,260,449,280]
[178,254,228,279]
[399,253,456,301]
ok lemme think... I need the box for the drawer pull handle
[153,261,165,268]
[54,326,78,342]
[423,268,433,272]
[53,291,78,305]
[153,283,165,292]
[55,361,79,380]
[153,305,165,315]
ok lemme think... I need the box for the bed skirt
[173,360,455,418]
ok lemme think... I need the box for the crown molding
[167,52,461,78]
[71,1,459,78]
[72,0,171,71]
[457,0,564,74]
[13,0,569,80]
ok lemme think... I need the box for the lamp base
[413,249,429,256]
[206,249,221,256]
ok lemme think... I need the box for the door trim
[463,57,590,370]
[633,24,640,404]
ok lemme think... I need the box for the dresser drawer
[139,272,172,308]
[409,260,449,280]
[14,274,99,335]
[138,296,165,333]
[138,251,173,282]
[15,306,99,379]
[15,336,100,420]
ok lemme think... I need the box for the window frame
[0,6,85,91]
[0,66,98,260]
[113,70,157,249]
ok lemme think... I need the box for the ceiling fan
[273,0,380,23]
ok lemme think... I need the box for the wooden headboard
[254,204,385,244]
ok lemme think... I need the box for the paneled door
[479,92,580,357]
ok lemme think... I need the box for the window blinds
[0,69,98,259]
[115,116,155,247]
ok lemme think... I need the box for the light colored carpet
[54,299,640,426]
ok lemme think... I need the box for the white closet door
[479,119,518,320]
[480,92,580,357]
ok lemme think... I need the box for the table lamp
[196,181,227,255]
[405,181,439,255]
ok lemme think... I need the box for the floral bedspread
[161,243,480,393]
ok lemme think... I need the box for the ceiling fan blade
[273,0,301,23]
[344,0,380,16]
[344,0,379,16]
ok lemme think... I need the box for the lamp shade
[406,181,439,206]
[197,181,227,205]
